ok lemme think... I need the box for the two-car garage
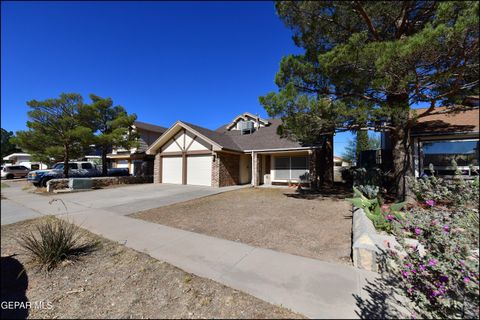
[161,155,212,186]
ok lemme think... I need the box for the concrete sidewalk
[60,208,388,319]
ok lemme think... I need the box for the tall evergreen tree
[1,128,20,159]
[342,132,380,163]
[80,94,137,176]
[12,93,93,177]
[260,1,479,199]
[356,130,369,159]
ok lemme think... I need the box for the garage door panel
[162,156,182,184]
[187,155,212,186]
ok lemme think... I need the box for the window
[421,139,479,175]
[53,163,78,170]
[334,161,342,167]
[274,156,308,181]
[81,163,93,170]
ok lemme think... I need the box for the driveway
[0,181,246,224]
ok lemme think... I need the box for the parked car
[1,165,30,179]
[27,161,101,187]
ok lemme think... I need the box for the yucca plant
[18,217,98,271]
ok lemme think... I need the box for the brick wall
[212,152,240,187]
[153,153,161,184]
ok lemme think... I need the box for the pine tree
[260,1,479,199]
[12,93,93,177]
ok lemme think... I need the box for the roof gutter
[411,131,480,137]
[243,146,315,153]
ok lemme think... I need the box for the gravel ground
[1,217,304,319]
[132,187,353,265]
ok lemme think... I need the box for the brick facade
[211,152,240,187]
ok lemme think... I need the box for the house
[382,100,479,177]
[333,156,351,182]
[108,121,167,175]
[2,153,48,170]
[146,112,329,187]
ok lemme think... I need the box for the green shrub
[356,184,379,199]
[408,162,479,208]
[19,217,98,271]
[346,186,404,233]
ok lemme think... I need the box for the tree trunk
[319,134,334,186]
[388,94,413,200]
[64,145,69,178]
[102,145,108,176]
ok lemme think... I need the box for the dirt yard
[132,187,353,265]
[1,217,303,319]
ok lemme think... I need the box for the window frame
[419,138,479,176]
[273,155,309,181]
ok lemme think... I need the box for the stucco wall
[239,154,251,184]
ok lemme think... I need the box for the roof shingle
[411,107,479,135]
[134,121,168,133]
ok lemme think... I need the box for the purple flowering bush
[390,206,479,318]
[408,162,479,208]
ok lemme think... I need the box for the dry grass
[1,217,304,319]
[132,187,353,265]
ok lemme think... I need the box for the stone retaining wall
[352,208,424,272]
[46,176,153,192]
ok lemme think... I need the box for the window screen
[274,156,308,180]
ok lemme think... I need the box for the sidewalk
[60,208,383,319]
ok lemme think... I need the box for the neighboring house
[382,100,479,178]
[108,121,167,175]
[2,153,48,170]
[333,156,351,182]
[146,112,329,187]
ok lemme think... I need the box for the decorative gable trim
[146,121,222,155]
[225,112,270,131]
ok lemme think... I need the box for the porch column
[251,151,260,187]
[154,153,162,184]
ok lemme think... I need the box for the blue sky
[2,1,358,156]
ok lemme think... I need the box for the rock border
[46,176,153,193]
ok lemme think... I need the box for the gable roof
[146,121,242,154]
[225,112,270,130]
[216,118,307,150]
[411,107,479,135]
[180,121,242,151]
[133,121,168,133]
[147,116,310,155]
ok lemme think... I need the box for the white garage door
[187,155,212,186]
[162,156,182,184]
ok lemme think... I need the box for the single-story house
[382,101,479,177]
[2,153,48,170]
[146,112,327,187]
[108,121,167,175]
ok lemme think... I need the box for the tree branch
[353,1,380,40]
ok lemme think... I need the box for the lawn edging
[352,207,397,272]
[46,176,153,192]
[352,208,425,273]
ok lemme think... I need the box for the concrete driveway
[1,181,246,224]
